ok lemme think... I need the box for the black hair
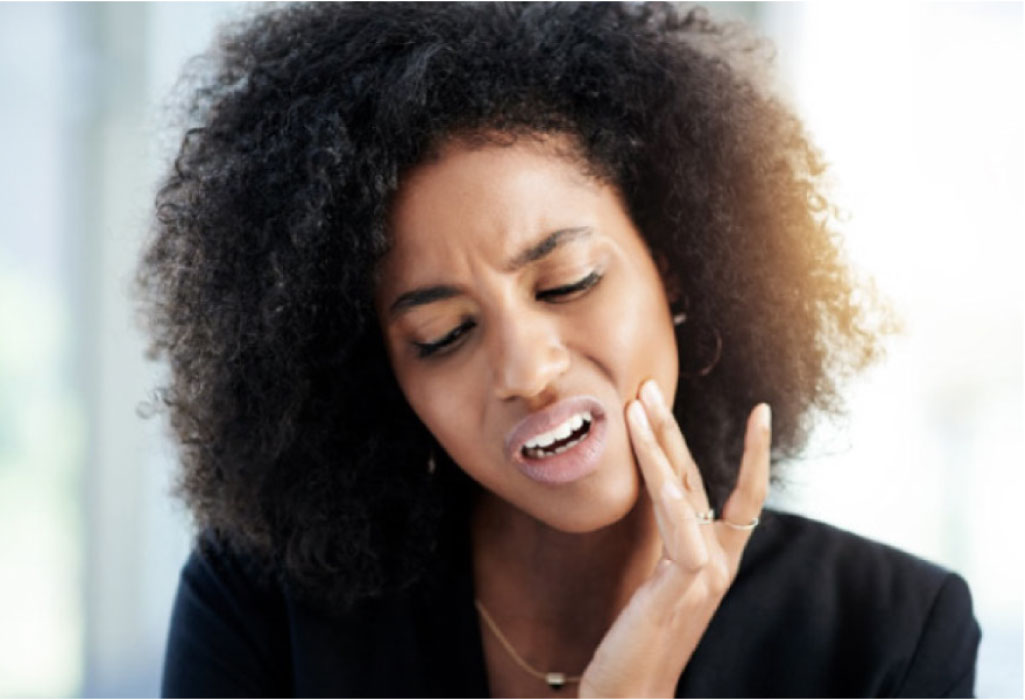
[138,2,886,614]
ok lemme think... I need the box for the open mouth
[505,395,607,485]
[521,411,593,460]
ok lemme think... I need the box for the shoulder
[746,509,957,602]
[679,510,980,697]
[163,530,485,698]
[162,533,291,697]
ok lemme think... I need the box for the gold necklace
[474,598,584,691]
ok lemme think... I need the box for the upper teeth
[523,411,592,450]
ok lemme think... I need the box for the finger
[636,381,722,577]
[715,403,771,559]
[638,379,711,512]
[627,400,709,570]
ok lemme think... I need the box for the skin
[376,135,770,698]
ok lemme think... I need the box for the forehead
[379,138,612,289]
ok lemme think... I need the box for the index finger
[638,379,711,512]
[626,399,709,570]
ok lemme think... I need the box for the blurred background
[0,2,1020,696]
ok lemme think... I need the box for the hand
[578,380,771,698]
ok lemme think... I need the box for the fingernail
[627,400,648,429]
[640,379,663,410]
[662,480,685,502]
[759,403,772,432]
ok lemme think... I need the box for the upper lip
[504,395,607,461]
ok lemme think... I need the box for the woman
[141,3,979,697]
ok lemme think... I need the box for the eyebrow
[387,226,593,317]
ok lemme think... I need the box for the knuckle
[708,557,731,593]
[690,541,710,570]
[672,539,708,573]
[692,558,728,598]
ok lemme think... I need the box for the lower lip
[511,416,608,486]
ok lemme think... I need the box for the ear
[654,252,683,306]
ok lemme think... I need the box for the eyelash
[412,270,604,358]
[535,270,603,302]
[414,318,476,358]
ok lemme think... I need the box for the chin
[531,461,642,534]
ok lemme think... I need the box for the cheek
[397,363,488,463]
[585,273,678,402]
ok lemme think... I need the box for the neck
[470,489,662,674]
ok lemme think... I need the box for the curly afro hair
[138,2,887,614]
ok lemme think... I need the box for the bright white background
[0,3,1020,697]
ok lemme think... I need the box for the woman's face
[376,136,679,533]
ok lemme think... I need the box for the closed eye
[413,318,476,358]
[536,270,603,302]
[411,270,603,359]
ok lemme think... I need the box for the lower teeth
[525,434,585,459]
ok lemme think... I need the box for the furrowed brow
[503,226,593,272]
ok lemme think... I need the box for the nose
[490,311,570,402]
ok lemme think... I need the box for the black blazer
[161,510,980,697]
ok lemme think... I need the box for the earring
[671,305,723,378]
[426,451,437,475]
[671,293,689,328]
